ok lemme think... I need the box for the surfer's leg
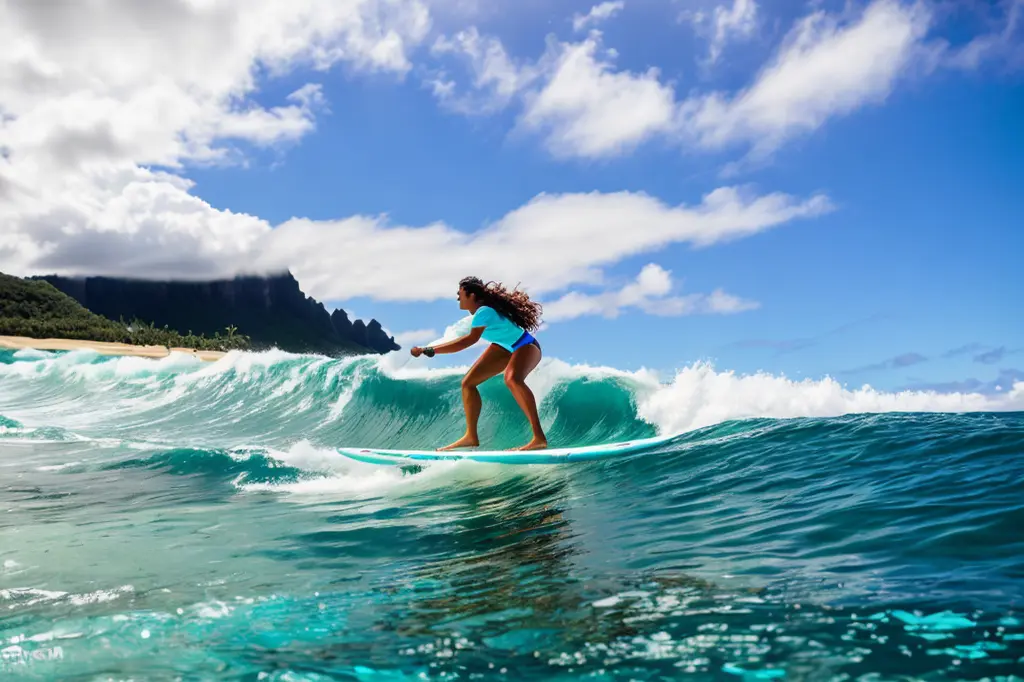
[504,342,547,451]
[438,343,511,451]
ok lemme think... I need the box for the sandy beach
[0,335,226,362]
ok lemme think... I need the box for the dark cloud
[892,352,928,367]
[32,227,236,280]
[974,346,1007,364]
[901,377,986,393]
[841,352,928,375]
[943,342,985,358]
[726,314,891,356]
[899,368,1024,395]
[46,123,129,170]
[943,343,1021,365]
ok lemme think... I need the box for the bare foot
[438,435,480,451]
[513,438,548,451]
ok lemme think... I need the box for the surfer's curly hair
[460,276,543,332]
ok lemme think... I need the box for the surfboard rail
[336,433,674,465]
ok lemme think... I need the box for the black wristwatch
[423,347,435,357]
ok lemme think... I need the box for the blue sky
[2,0,1021,393]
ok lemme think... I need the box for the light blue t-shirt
[471,305,524,351]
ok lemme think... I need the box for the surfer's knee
[503,368,522,388]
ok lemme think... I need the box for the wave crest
[1,350,1021,452]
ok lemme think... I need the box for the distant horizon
[1,0,1020,395]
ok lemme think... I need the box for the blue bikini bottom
[511,331,540,352]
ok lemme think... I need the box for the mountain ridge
[31,271,400,356]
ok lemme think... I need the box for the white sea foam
[636,362,1024,435]
[0,585,134,608]
[373,352,1024,436]
[235,439,557,504]
[3,347,1021,444]
[11,348,53,360]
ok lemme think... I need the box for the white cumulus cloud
[431,24,680,158]
[0,0,831,316]
[0,0,432,280]
[429,26,541,115]
[541,263,760,322]
[573,2,626,32]
[429,0,1001,168]
[254,187,832,302]
[938,0,1023,71]
[684,0,759,65]
[518,34,679,158]
[680,0,933,164]
[393,328,440,346]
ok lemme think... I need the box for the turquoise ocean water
[1,346,1023,680]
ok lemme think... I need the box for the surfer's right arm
[411,326,485,358]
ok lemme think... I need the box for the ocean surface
[1,346,1023,681]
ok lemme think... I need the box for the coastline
[0,335,226,362]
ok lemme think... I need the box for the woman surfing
[410,276,548,452]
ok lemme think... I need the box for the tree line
[0,273,251,352]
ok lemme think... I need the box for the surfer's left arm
[412,327,484,357]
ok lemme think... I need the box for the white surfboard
[336,433,674,465]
